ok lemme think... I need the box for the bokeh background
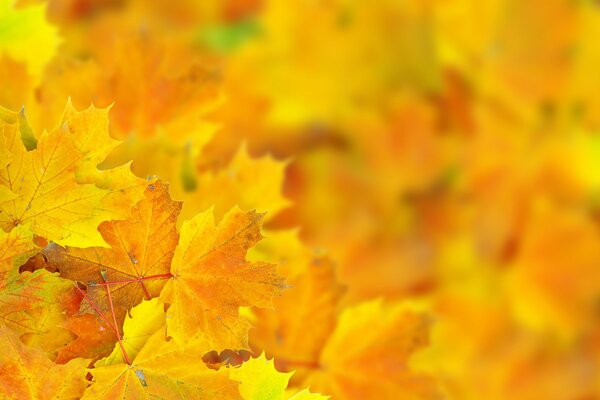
[3,0,600,398]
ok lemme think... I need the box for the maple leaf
[83,303,240,400]
[250,255,344,385]
[0,269,72,341]
[246,230,344,386]
[160,206,284,350]
[54,313,117,365]
[58,100,128,184]
[230,354,328,400]
[34,9,222,152]
[0,103,145,247]
[0,326,88,399]
[304,300,440,400]
[57,101,148,225]
[0,224,36,284]
[178,144,290,223]
[60,100,198,215]
[19,294,78,360]
[44,180,180,325]
[101,298,166,366]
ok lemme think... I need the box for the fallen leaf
[101,297,166,366]
[251,255,344,385]
[0,269,72,341]
[307,300,440,400]
[0,326,88,399]
[44,180,180,325]
[83,320,240,399]
[230,353,328,400]
[0,224,36,284]
[179,144,290,222]
[161,206,284,350]
[0,103,144,247]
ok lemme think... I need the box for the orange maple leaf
[161,206,285,350]
[44,180,180,326]
[309,301,440,400]
[0,326,89,399]
[251,256,344,385]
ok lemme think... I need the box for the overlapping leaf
[55,312,117,364]
[101,298,166,366]
[179,145,290,222]
[250,249,344,384]
[230,354,328,400]
[306,300,440,400]
[44,180,180,325]
[83,333,238,400]
[0,103,145,247]
[0,326,88,400]
[161,206,284,350]
[0,269,72,341]
[0,225,36,284]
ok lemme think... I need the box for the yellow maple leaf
[0,102,146,247]
[0,269,71,340]
[58,100,120,182]
[101,298,166,366]
[230,354,328,400]
[178,144,290,222]
[83,324,240,399]
[59,101,147,221]
[0,224,35,282]
[0,326,88,399]
[160,206,284,350]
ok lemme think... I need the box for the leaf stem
[140,281,152,301]
[74,285,118,337]
[90,273,174,287]
[101,271,132,365]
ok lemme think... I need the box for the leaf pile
[0,104,324,399]
[7,0,598,399]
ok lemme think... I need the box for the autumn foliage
[2,0,600,399]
